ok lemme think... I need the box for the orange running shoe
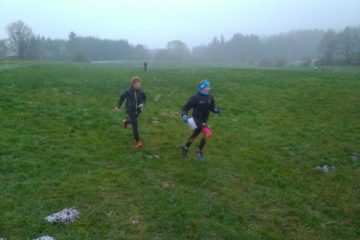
[135,140,144,149]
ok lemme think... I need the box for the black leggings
[185,127,206,150]
[126,112,140,141]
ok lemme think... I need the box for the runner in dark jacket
[115,76,146,149]
[181,80,220,160]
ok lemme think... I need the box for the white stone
[33,236,55,240]
[45,208,80,224]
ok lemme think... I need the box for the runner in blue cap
[181,80,221,160]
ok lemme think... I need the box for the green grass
[0,61,360,239]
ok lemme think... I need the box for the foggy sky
[1,0,359,49]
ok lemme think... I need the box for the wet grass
[0,61,359,239]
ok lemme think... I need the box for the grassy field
[0,61,359,239]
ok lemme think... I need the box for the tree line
[1,20,359,66]
[0,20,149,62]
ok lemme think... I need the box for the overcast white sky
[1,0,359,48]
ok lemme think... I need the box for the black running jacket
[117,88,146,114]
[181,92,217,123]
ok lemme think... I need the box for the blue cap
[198,80,210,95]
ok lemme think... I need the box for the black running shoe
[181,146,189,157]
[123,119,128,129]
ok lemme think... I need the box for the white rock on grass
[352,152,359,161]
[45,208,80,224]
[33,236,55,240]
[154,94,161,102]
[314,165,335,173]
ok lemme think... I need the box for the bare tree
[319,29,337,65]
[166,40,190,60]
[7,20,34,59]
[338,26,360,65]
[0,40,8,58]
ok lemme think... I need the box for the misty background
[1,0,359,66]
